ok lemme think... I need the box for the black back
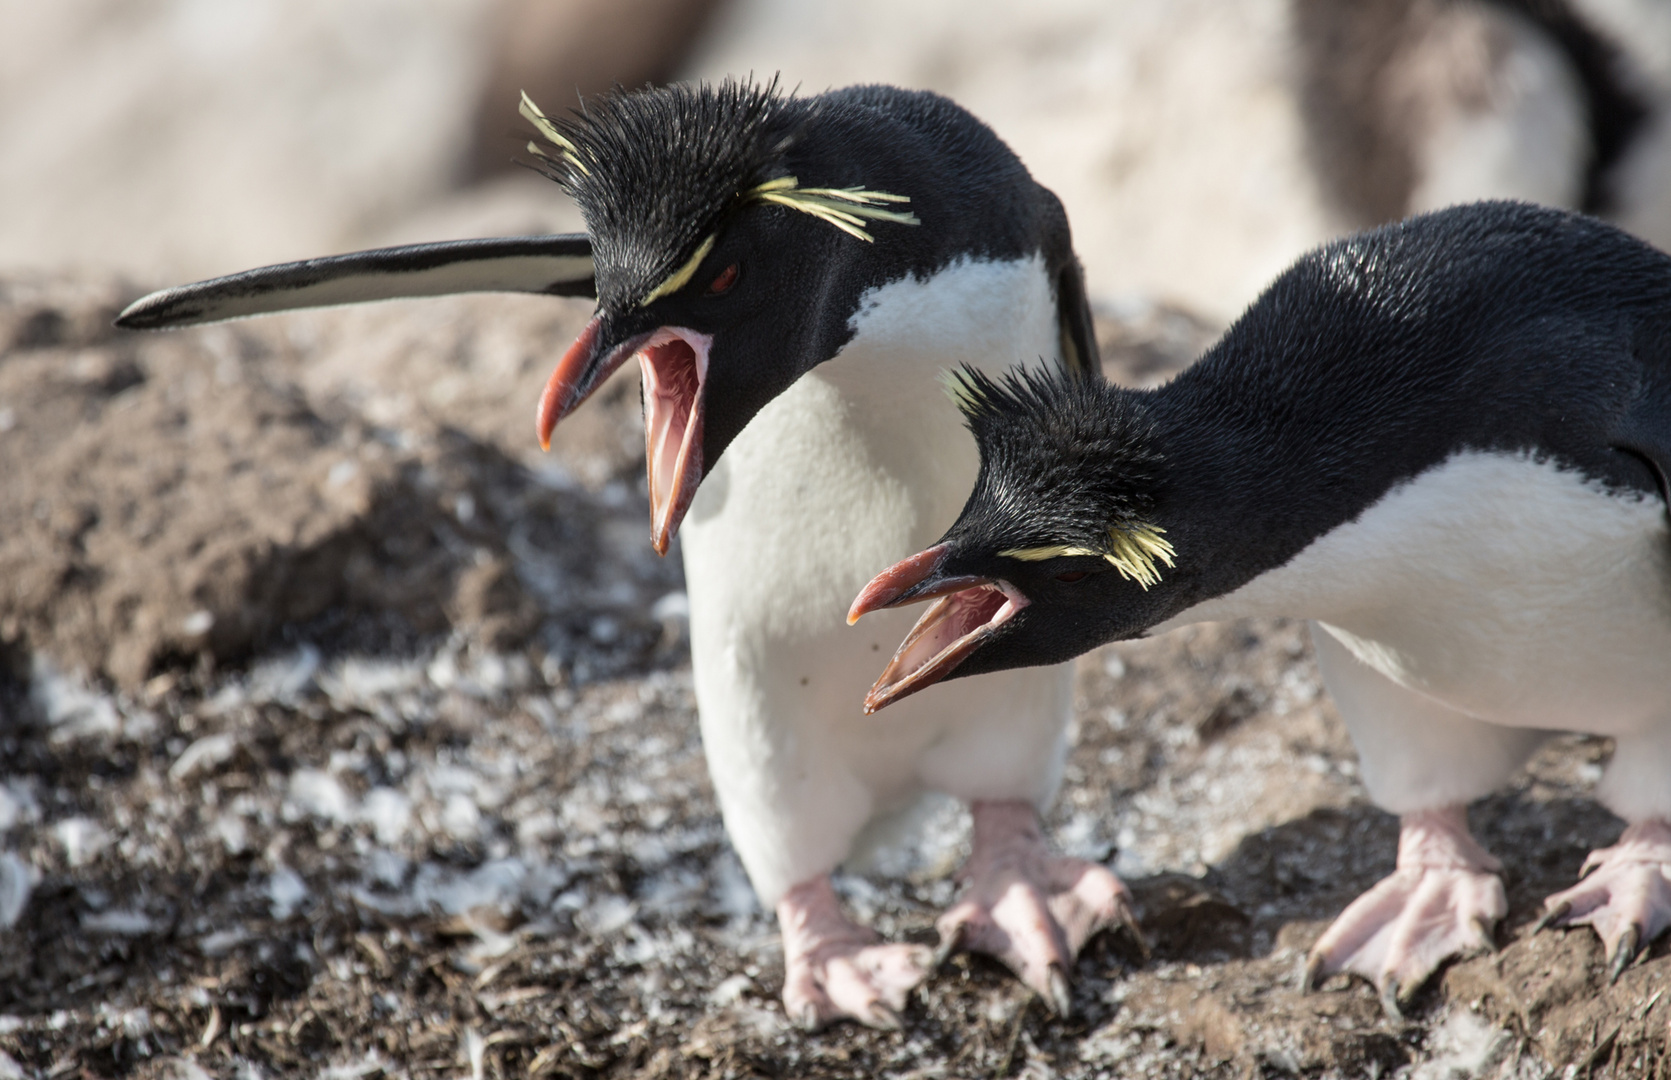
[1152,200,1671,607]
[926,201,1671,676]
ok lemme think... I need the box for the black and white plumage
[118,79,1132,1028]
[854,200,1671,1009]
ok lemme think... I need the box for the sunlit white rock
[267,865,309,918]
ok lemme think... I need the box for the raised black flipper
[1613,375,1671,513]
[115,233,594,331]
[1054,258,1102,382]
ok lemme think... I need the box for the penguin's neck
[1144,365,1402,629]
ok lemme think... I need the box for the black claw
[1379,977,1403,1021]
[1608,926,1641,985]
[932,923,966,970]
[1119,911,1152,961]
[1472,916,1499,954]
[1046,964,1073,1018]
[866,1003,903,1031]
[795,1004,823,1033]
[1533,900,1571,935]
[1299,951,1324,994]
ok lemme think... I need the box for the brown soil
[0,278,1664,1079]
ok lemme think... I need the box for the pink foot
[936,801,1142,1016]
[1304,806,1505,1016]
[777,875,933,1032]
[1536,819,1671,983]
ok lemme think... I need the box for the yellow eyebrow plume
[744,176,919,242]
[520,91,590,176]
[640,234,718,307]
[1000,524,1176,589]
[1104,524,1176,589]
[939,368,988,413]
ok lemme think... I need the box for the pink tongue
[895,587,1005,676]
[643,337,697,508]
[637,327,710,554]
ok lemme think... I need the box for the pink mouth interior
[893,585,1007,671]
[638,328,710,553]
[866,582,1028,712]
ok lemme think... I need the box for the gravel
[0,276,1664,1079]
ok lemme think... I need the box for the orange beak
[536,314,608,451]
[850,545,1030,713]
[536,316,714,556]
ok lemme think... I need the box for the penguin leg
[1307,624,1547,1014]
[1537,727,1671,980]
[934,800,1141,1016]
[1535,819,1671,982]
[776,875,934,1032]
[1303,805,1505,1014]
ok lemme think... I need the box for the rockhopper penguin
[852,200,1671,1012]
[117,79,1138,1028]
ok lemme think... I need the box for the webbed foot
[936,800,1142,1016]
[778,875,933,1031]
[1303,805,1504,1017]
[1535,819,1671,983]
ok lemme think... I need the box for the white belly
[1162,451,1671,735]
[679,255,1076,904]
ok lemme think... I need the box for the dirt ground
[0,278,1666,1079]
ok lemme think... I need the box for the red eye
[1056,571,1089,583]
[707,264,739,295]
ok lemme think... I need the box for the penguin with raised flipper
[118,78,1139,1029]
[853,200,1671,1013]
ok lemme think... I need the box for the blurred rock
[0,0,487,281]
[0,275,668,688]
[0,276,412,685]
[0,854,32,930]
[0,0,720,283]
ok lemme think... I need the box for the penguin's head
[114,79,1090,557]
[849,366,1178,712]
[527,79,929,553]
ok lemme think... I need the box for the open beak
[849,544,1030,714]
[536,318,712,556]
[639,327,713,555]
[537,314,621,450]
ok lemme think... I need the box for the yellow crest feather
[641,234,717,307]
[939,368,989,414]
[1102,524,1176,589]
[744,177,919,242]
[1000,524,1176,590]
[520,92,590,176]
[999,545,1104,561]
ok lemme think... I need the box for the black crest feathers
[946,366,1171,582]
[524,78,797,309]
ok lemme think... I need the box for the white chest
[1160,451,1671,734]
[681,253,1062,641]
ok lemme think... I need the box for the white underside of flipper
[1159,450,1671,820]
[679,254,1075,905]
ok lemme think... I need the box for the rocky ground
[0,278,1666,1080]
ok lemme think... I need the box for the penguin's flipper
[1054,259,1101,382]
[115,233,595,331]
[1614,394,1671,512]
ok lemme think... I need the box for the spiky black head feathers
[525,78,799,310]
[946,365,1171,584]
